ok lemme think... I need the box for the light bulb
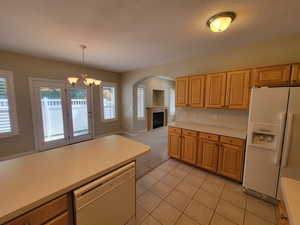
[84,78,95,86]
[209,17,232,32]
[94,80,102,86]
[68,77,79,85]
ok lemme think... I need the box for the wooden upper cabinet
[253,65,291,87]
[181,130,197,164]
[168,128,182,159]
[176,76,189,107]
[188,75,205,107]
[205,73,227,108]
[197,138,219,172]
[225,70,250,110]
[291,64,300,85]
[218,143,244,181]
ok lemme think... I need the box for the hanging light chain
[68,44,102,87]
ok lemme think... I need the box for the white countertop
[0,135,150,224]
[169,122,247,139]
[280,177,300,225]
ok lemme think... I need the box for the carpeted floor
[121,127,169,178]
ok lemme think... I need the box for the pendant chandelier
[68,45,102,86]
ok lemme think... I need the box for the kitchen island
[280,177,300,225]
[0,135,150,224]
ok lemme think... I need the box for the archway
[128,75,175,133]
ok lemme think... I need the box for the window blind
[0,78,11,133]
[137,87,145,119]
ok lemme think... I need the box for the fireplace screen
[153,111,164,129]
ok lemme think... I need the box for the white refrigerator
[243,87,300,200]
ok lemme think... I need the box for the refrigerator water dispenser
[247,122,282,151]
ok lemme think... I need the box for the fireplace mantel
[146,106,168,130]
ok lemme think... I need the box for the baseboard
[95,130,123,138]
[0,150,37,162]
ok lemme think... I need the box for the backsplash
[175,107,249,130]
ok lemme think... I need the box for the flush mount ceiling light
[207,11,236,32]
[68,45,102,87]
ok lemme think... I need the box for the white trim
[95,130,122,138]
[100,82,118,122]
[0,70,19,138]
[29,78,69,151]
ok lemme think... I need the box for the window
[0,71,18,137]
[101,83,117,121]
[169,89,175,116]
[137,86,145,120]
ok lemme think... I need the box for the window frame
[136,85,145,120]
[0,70,18,138]
[100,82,118,122]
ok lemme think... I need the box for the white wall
[121,33,300,133]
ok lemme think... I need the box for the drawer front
[168,127,182,135]
[5,195,70,225]
[44,212,70,225]
[220,136,244,147]
[199,132,219,141]
[182,129,197,137]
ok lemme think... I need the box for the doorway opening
[30,78,93,151]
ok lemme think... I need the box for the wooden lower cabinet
[45,212,70,225]
[218,143,244,181]
[181,133,197,164]
[277,201,290,225]
[197,138,219,172]
[168,131,182,159]
[168,127,245,182]
[5,194,73,225]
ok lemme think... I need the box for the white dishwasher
[73,162,136,225]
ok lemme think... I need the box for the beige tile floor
[130,159,277,225]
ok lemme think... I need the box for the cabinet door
[197,138,219,172]
[189,75,205,107]
[5,194,72,225]
[218,143,244,181]
[205,73,227,108]
[291,64,300,85]
[168,132,181,159]
[176,76,189,107]
[181,135,197,164]
[253,65,291,87]
[226,70,250,110]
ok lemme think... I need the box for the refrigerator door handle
[274,112,287,166]
[281,112,294,168]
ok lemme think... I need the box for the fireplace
[146,106,168,130]
[153,111,164,129]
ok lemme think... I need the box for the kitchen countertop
[280,177,300,225]
[169,121,247,139]
[0,135,150,224]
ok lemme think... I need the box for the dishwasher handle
[74,162,135,198]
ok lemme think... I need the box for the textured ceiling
[0,0,299,72]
